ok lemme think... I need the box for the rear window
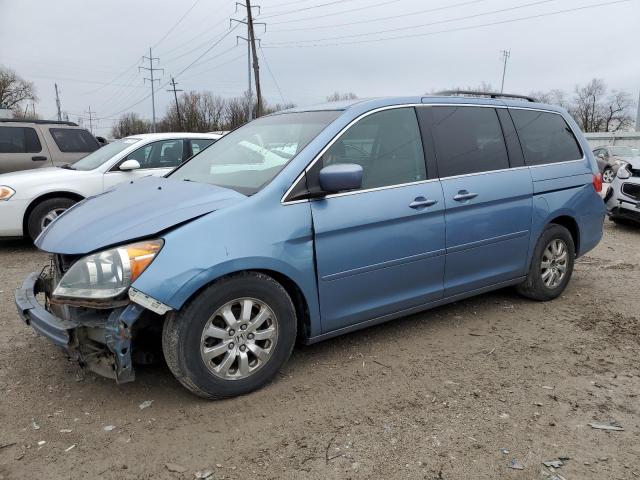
[49,128,100,153]
[0,126,42,153]
[430,106,509,177]
[510,110,582,165]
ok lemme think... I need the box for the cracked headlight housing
[53,240,163,301]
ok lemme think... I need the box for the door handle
[31,156,47,162]
[409,197,438,209]
[453,190,478,202]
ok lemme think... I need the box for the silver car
[593,145,639,183]
[604,157,640,225]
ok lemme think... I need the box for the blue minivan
[15,94,605,398]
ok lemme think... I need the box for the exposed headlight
[0,186,15,201]
[614,159,628,167]
[53,239,163,301]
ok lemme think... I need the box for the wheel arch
[171,267,313,342]
[22,191,85,235]
[548,214,580,254]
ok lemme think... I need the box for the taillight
[593,173,603,193]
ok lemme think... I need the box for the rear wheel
[517,224,575,301]
[27,197,77,241]
[162,272,297,399]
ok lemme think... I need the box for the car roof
[124,132,222,141]
[274,95,566,116]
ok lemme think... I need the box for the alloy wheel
[200,298,278,380]
[40,207,67,231]
[540,239,568,289]
[602,168,615,183]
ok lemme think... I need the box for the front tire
[517,224,575,301]
[602,167,615,183]
[162,272,297,399]
[27,197,77,241]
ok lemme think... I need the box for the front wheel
[27,197,77,241]
[517,224,575,301]
[602,167,615,183]
[162,272,297,399]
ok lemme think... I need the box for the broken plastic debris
[60,429,72,433]
[31,421,40,430]
[139,400,153,410]
[509,459,525,470]
[195,469,214,479]
[500,448,509,454]
[588,421,624,431]
[543,459,564,468]
[103,425,116,432]
[65,444,76,452]
[37,441,46,447]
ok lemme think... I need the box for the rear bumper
[15,271,146,383]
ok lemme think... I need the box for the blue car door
[418,105,533,297]
[308,107,446,333]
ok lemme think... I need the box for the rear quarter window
[0,126,42,153]
[510,110,582,165]
[49,128,100,153]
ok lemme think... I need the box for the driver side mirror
[119,159,141,171]
[319,163,363,193]
[597,153,606,160]
[617,167,631,180]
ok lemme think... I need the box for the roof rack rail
[436,90,537,103]
[0,118,79,126]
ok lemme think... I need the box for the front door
[422,105,533,297]
[309,107,446,333]
[103,139,186,190]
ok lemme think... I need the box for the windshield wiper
[59,164,75,170]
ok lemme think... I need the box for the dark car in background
[593,145,639,183]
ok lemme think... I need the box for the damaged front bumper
[15,271,146,383]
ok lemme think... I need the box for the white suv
[0,119,100,174]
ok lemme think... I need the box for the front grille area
[622,183,640,201]
[53,254,81,276]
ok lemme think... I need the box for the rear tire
[517,224,575,301]
[27,197,77,241]
[162,272,297,399]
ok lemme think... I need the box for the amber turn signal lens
[125,240,163,282]
[0,186,16,200]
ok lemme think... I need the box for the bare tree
[326,91,358,102]
[529,89,569,108]
[0,67,37,114]
[111,113,151,138]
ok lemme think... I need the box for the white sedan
[0,132,221,240]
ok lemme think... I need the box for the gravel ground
[0,220,638,480]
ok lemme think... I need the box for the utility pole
[636,90,640,132]
[167,77,184,131]
[237,35,253,121]
[54,83,62,121]
[232,2,265,120]
[500,49,510,94]
[246,0,263,118]
[85,106,94,134]
[140,47,164,132]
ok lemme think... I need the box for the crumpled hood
[36,176,246,255]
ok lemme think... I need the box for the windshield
[609,146,639,157]
[70,138,141,171]
[169,111,341,194]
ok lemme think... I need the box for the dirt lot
[0,220,638,480]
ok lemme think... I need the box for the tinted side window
[49,128,100,153]
[190,139,215,157]
[127,139,184,169]
[320,107,426,190]
[0,127,42,153]
[510,110,582,165]
[430,106,509,177]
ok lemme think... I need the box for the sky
[1,0,638,136]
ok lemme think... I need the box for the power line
[267,0,558,45]
[258,44,286,104]
[263,0,633,48]
[272,0,492,32]
[153,0,202,48]
[268,0,403,25]
[260,0,355,19]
